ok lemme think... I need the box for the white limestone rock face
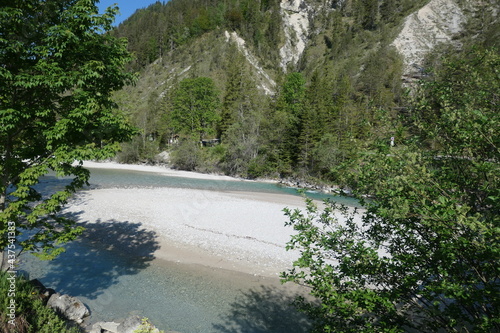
[392,0,465,75]
[224,30,276,94]
[279,0,311,71]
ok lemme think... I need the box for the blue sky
[96,0,167,26]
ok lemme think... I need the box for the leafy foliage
[0,0,136,259]
[282,46,500,332]
[415,46,499,159]
[133,317,164,333]
[168,77,220,141]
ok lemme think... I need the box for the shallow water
[38,166,360,206]
[22,235,312,332]
[21,167,358,332]
[84,167,360,206]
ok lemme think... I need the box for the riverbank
[80,160,342,194]
[27,161,353,331]
[81,160,265,182]
[67,161,310,278]
[65,187,305,278]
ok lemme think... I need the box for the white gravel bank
[80,160,251,181]
[65,164,308,277]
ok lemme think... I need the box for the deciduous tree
[169,77,220,141]
[282,46,499,332]
[0,0,136,260]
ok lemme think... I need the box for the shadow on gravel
[213,284,312,333]
[28,211,160,300]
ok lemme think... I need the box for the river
[20,167,357,332]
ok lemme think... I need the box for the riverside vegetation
[282,46,500,332]
[1,0,499,332]
[0,271,81,333]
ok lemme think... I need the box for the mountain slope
[111,0,499,181]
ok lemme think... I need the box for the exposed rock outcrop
[224,30,276,94]
[154,151,170,165]
[279,0,312,71]
[392,0,465,76]
[88,321,120,333]
[88,315,170,333]
[117,315,144,333]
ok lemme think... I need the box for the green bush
[170,140,202,171]
[195,144,226,174]
[0,271,81,333]
[282,46,500,333]
[116,140,142,164]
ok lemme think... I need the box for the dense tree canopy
[0,0,136,260]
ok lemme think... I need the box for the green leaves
[169,77,220,141]
[282,199,401,332]
[0,270,82,332]
[415,47,500,160]
[282,46,500,332]
[0,0,135,259]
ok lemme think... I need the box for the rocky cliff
[392,0,465,76]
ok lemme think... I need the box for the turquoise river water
[20,168,358,332]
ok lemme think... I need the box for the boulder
[43,287,57,298]
[87,322,104,333]
[85,316,166,333]
[117,315,143,333]
[116,315,166,333]
[100,322,120,332]
[87,321,121,333]
[47,293,90,324]
[154,151,170,164]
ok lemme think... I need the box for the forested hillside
[110,0,499,185]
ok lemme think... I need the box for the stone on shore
[88,321,120,333]
[47,292,90,324]
[117,315,152,333]
[87,315,163,333]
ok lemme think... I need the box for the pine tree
[354,0,379,30]
[218,51,266,176]
[218,48,246,139]
[273,73,306,173]
[299,71,331,172]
